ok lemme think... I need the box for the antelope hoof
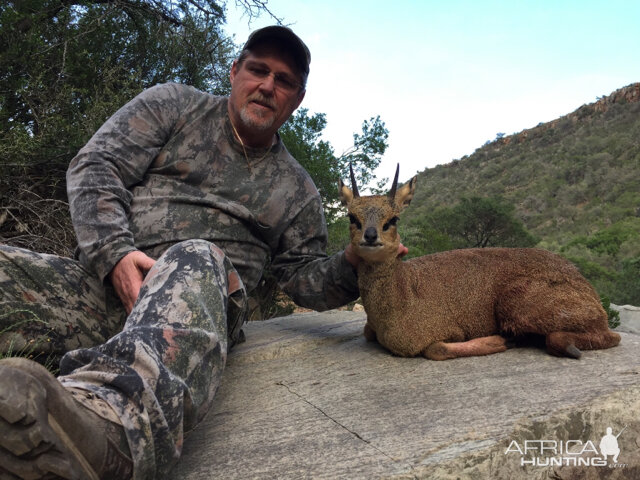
[566,344,582,359]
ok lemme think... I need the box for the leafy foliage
[1,0,236,254]
[280,109,389,222]
[600,296,621,330]
[339,115,390,193]
[326,216,351,255]
[425,196,537,249]
[1,0,234,159]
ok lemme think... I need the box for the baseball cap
[243,25,311,76]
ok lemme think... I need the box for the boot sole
[0,358,100,480]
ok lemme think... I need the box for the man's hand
[344,243,360,269]
[344,243,409,269]
[109,251,156,314]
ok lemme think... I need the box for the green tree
[279,109,337,217]
[615,257,640,305]
[562,220,639,257]
[280,109,389,222]
[338,115,389,193]
[558,219,640,304]
[0,0,245,254]
[431,196,538,249]
[1,0,235,161]
[397,216,453,258]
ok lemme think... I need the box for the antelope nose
[364,227,378,244]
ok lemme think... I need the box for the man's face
[229,43,305,146]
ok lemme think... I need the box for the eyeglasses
[243,63,304,93]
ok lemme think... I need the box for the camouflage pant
[0,240,248,479]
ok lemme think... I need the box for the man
[0,26,367,479]
[599,427,622,463]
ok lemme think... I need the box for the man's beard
[239,94,277,132]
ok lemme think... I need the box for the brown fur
[339,167,621,360]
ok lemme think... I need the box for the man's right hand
[109,251,156,314]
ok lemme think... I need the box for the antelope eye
[348,214,362,229]
[383,217,399,231]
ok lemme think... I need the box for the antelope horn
[349,163,360,198]
[388,164,400,199]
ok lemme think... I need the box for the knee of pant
[166,240,226,261]
[161,240,235,283]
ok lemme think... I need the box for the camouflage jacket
[66,83,359,311]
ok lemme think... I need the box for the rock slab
[173,310,640,479]
[612,303,640,334]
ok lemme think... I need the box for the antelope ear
[395,175,417,211]
[338,178,354,206]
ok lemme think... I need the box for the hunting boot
[0,357,133,480]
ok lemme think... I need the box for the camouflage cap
[244,25,311,76]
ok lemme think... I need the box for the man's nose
[258,73,276,93]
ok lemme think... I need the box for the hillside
[402,83,640,304]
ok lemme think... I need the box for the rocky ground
[172,306,640,479]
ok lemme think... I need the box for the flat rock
[173,310,640,479]
[612,303,640,334]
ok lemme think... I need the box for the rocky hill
[503,83,640,146]
[402,83,640,304]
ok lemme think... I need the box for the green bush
[615,257,640,305]
[600,296,620,330]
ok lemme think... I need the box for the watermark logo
[600,426,624,463]
[505,426,628,468]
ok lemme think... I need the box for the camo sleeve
[272,195,360,311]
[66,84,188,281]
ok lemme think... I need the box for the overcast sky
[223,0,640,184]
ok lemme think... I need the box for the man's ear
[294,89,305,110]
[230,59,239,84]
